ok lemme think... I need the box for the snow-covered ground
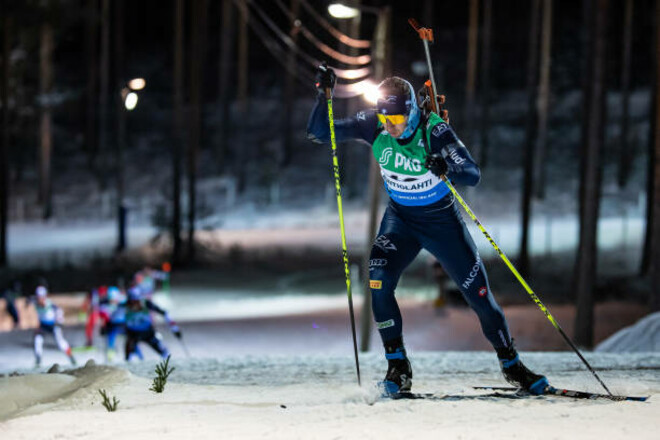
[1,351,659,439]
[1,293,658,439]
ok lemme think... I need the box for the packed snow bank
[596,312,660,352]
[0,360,129,422]
[1,353,658,439]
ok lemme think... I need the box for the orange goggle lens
[377,114,407,125]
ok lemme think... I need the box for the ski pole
[325,84,361,386]
[177,336,191,358]
[409,16,612,397]
[442,177,612,396]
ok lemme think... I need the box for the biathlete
[307,66,548,395]
[98,286,134,361]
[1,280,21,329]
[123,285,181,361]
[31,285,77,367]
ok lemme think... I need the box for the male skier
[307,66,548,395]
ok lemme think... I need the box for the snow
[6,202,646,271]
[596,312,660,353]
[1,352,659,439]
[1,295,659,439]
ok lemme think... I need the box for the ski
[71,345,97,353]
[383,391,527,401]
[473,386,649,402]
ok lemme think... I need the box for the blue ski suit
[307,92,513,350]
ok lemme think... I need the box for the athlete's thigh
[370,208,422,282]
[420,207,481,287]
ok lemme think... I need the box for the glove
[425,153,448,178]
[315,62,336,94]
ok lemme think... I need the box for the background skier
[123,285,181,361]
[1,280,21,329]
[30,285,76,367]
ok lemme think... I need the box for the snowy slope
[596,312,660,353]
[1,352,659,440]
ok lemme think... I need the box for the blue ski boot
[381,337,412,396]
[496,344,548,395]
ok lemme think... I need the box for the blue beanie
[376,78,420,139]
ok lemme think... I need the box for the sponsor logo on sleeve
[432,123,449,137]
[448,147,466,165]
[369,259,388,268]
[478,286,488,297]
[357,111,366,121]
[370,280,383,289]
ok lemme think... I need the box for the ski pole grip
[325,87,332,100]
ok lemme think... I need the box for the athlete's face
[384,117,407,138]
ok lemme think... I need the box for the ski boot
[496,343,548,395]
[381,337,413,396]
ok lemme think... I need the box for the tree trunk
[649,0,660,312]
[187,0,208,262]
[115,0,126,252]
[464,0,479,147]
[423,0,434,28]
[519,0,542,278]
[574,0,608,348]
[217,0,235,170]
[236,0,249,193]
[172,0,185,266]
[617,0,634,188]
[39,13,54,219]
[0,10,10,267]
[533,0,553,199]
[98,0,110,190]
[281,0,300,168]
[346,7,362,199]
[360,6,391,353]
[84,0,99,170]
[478,0,492,168]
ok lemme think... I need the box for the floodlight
[124,92,138,110]
[328,4,360,19]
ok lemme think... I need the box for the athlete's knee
[463,285,506,322]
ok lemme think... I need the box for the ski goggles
[376,113,407,125]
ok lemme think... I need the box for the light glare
[359,81,380,104]
[328,4,360,19]
[128,78,146,90]
[124,92,138,110]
